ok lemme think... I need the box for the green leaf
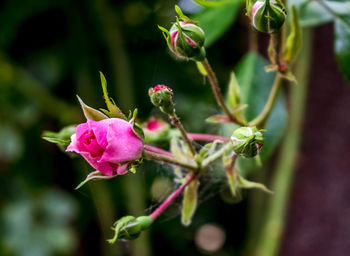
[289,0,350,27]
[77,95,109,121]
[99,72,126,119]
[181,177,199,226]
[193,0,237,7]
[191,1,242,47]
[222,52,287,175]
[335,15,350,82]
[283,6,302,64]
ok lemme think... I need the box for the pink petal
[99,118,143,163]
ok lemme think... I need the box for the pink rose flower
[67,118,143,176]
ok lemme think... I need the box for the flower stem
[201,58,244,126]
[253,29,312,256]
[144,145,173,157]
[149,173,196,221]
[248,74,283,128]
[169,114,196,156]
[144,149,198,171]
[201,142,234,168]
[188,133,230,142]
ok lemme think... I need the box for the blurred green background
[1,0,350,256]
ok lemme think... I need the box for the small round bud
[108,215,153,243]
[142,117,170,143]
[148,85,175,115]
[168,21,206,61]
[231,126,264,158]
[251,0,287,34]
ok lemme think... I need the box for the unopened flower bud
[231,127,264,158]
[142,117,170,143]
[251,0,287,34]
[159,21,206,61]
[148,85,175,115]
[108,215,152,243]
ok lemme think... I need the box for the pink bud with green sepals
[251,0,287,34]
[158,6,206,61]
[142,117,170,143]
[148,85,175,115]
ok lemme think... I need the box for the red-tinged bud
[142,117,170,143]
[251,0,287,34]
[148,85,175,115]
[158,13,206,62]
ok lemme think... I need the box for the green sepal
[158,25,172,50]
[77,95,109,121]
[283,6,302,65]
[246,0,254,17]
[128,159,143,174]
[75,170,116,190]
[128,109,145,140]
[196,61,208,76]
[181,176,199,226]
[227,72,241,109]
[42,125,76,149]
[195,140,223,164]
[280,70,297,83]
[193,0,236,7]
[237,175,272,194]
[174,5,193,23]
[206,114,231,124]
[170,138,196,163]
[265,64,279,72]
[99,72,127,119]
[225,166,239,196]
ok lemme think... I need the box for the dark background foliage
[0,0,349,255]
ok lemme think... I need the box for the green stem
[248,74,283,128]
[253,29,312,256]
[144,149,198,171]
[201,58,244,125]
[201,142,234,168]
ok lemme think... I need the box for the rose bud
[251,0,287,34]
[148,84,175,115]
[142,117,170,143]
[66,118,143,176]
[159,21,206,61]
[108,215,153,243]
[231,126,264,158]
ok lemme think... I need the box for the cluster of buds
[250,0,287,34]
[148,84,175,115]
[158,6,206,61]
[231,127,264,158]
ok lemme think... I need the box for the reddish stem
[149,173,195,221]
[188,133,230,142]
[144,145,173,157]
